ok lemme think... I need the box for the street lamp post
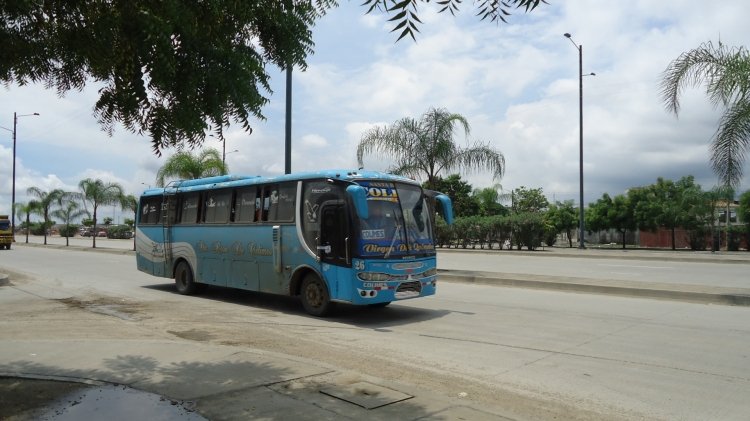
[9,112,40,237]
[219,133,248,166]
[564,33,595,249]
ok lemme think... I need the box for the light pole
[564,33,595,249]
[8,112,40,237]
[219,133,248,166]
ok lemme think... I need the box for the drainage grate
[319,381,413,409]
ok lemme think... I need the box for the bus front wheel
[174,261,198,295]
[300,273,331,317]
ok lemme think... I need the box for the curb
[439,270,750,306]
[13,242,135,255]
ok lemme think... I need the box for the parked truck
[0,215,12,250]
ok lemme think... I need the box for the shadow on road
[141,283,450,328]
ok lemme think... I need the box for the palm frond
[711,98,750,188]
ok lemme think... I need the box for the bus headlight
[421,268,437,277]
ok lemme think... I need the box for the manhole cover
[319,381,413,409]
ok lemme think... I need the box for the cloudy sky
[2,0,749,223]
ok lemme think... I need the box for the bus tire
[300,273,331,317]
[174,261,198,295]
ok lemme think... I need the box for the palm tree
[472,184,508,216]
[156,148,227,187]
[26,187,65,245]
[356,107,505,189]
[14,201,40,243]
[660,40,750,189]
[79,178,124,248]
[51,193,89,247]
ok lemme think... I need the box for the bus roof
[140,169,419,196]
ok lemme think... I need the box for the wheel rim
[305,282,322,308]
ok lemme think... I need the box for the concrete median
[439,269,750,306]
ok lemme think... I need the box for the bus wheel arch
[300,272,332,317]
[289,266,318,296]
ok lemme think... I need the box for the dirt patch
[56,297,144,321]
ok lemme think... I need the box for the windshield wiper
[384,224,401,259]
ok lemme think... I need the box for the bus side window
[180,193,201,224]
[234,188,256,223]
[204,189,231,223]
[268,183,296,222]
[139,197,162,224]
[265,188,272,221]
[255,191,263,222]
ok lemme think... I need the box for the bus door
[318,200,349,266]
[156,192,177,277]
[317,200,350,299]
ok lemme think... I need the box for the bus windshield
[356,181,434,258]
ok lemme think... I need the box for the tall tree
[78,179,124,248]
[0,1,333,154]
[357,107,504,190]
[156,148,227,187]
[660,41,750,189]
[26,187,65,245]
[14,201,40,244]
[426,175,479,218]
[51,194,89,247]
[511,186,548,214]
[472,185,508,217]
[546,200,578,248]
[586,193,636,249]
[1,1,547,154]
[631,176,704,250]
[363,0,546,41]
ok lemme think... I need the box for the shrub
[435,217,453,247]
[687,227,707,251]
[59,224,79,238]
[30,222,53,235]
[511,212,545,250]
[107,225,133,239]
[727,226,744,251]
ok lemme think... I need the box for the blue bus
[135,170,453,316]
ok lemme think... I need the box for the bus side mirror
[346,185,369,220]
[435,194,454,225]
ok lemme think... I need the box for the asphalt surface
[2,236,749,420]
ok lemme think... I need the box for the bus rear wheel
[300,273,331,317]
[174,261,198,295]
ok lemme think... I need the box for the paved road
[2,241,749,420]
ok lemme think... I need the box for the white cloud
[2,0,750,217]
